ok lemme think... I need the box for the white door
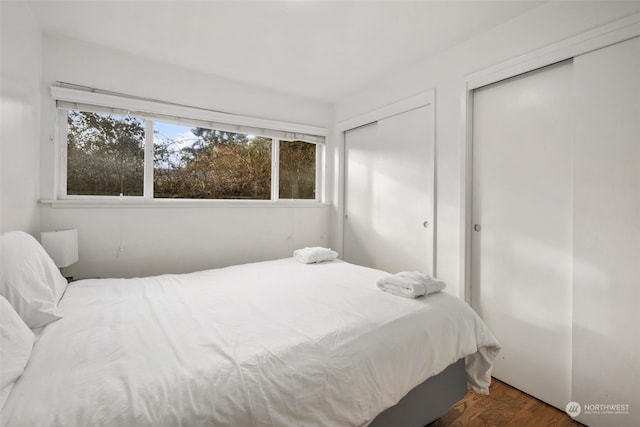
[344,122,379,269]
[344,105,434,274]
[571,37,640,427]
[471,61,573,410]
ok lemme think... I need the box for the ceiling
[29,0,545,103]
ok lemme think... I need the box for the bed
[0,231,499,427]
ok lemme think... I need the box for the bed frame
[369,358,467,427]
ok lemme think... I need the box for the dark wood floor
[428,378,584,426]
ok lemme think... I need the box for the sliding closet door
[344,122,379,268]
[471,61,573,410]
[572,37,640,427]
[344,105,434,274]
[374,106,434,273]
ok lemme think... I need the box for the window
[279,140,316,200]
[67,110,145,196]
[153,121,272,200]
[55,86,326,202]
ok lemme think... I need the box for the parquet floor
[428,378,584,426]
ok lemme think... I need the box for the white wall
[0,2,42,234]
[40,35,331,278]
[330,1,640,297]
[41,204,328,279]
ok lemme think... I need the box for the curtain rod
[55,81,233,118]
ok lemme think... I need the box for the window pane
[153,122,272,199]
[279,140,316,199]
[67,110,144,196]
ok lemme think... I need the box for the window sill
[39,199,330,209]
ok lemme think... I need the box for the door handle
[423,221,429,229]
[474,224,481,232]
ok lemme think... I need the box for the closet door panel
[344,122,379,268]
[344,105,435,274]
[572,36,640,427]
[471,61,573,409]
[375,106,434,274]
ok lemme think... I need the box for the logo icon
[566,401,581,417]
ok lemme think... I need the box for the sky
[154,121,198,150]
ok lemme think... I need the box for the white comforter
[2,259,499,427]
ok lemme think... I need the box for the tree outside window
[66,110,317,200]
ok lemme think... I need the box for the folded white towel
[376,271,446,298]
[293,247,339,264]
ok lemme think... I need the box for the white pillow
[0,295,35,409]
[0,231,67,328]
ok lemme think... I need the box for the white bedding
[2,259,499,427]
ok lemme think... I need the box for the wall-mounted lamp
[40,229,79,268]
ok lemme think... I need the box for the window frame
[53,85,327,204]
[274,139,322,202]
